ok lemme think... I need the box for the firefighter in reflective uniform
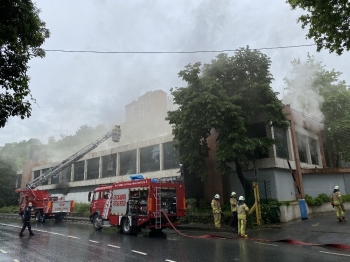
[330,185,346,222]
[230,192,238,232]
[211,194,221,228]
[237,196,249,238]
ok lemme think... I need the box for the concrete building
[16,94,350,205]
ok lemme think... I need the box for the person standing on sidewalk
[230,192,238,232]
[19,202,35,237]
[211,194,222,228]
[330,186,346,222]
[237,196,249,238]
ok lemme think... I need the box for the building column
[159,143,164,171]
[84,160,87,180]
[136,148,140,174]
[71,163,74,182]
[116,153,120,176]
[290,119,305,199]
[99,156,102,178]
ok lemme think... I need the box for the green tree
[287,0,350,55]
[166,48,288,188]
[284,54,350,167]
[0,0,50,127]
[0,159,17,206]
[0,138,42,170]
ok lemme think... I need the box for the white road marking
[107,244,120,248]
[131,250,147,255]
[66,235,80,239]
[50,232,65,236]
[0,249,8,253]
[13,259,20,262]
[89,240,99,243]
[254,242,279,247]
[319,251,350,257]
[165,259,176,262]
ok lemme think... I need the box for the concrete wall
[226,168,295,202]
[303,173,350,197]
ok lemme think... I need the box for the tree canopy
[166,48,288,187]
[287,0,350,55]
[0,0,50,128]
[284,54,350,167]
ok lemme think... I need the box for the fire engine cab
[88,175,186,234]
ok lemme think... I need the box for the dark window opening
[62,166,71,183]
[247,122,269,159]
[17,174,22,188]
[309,137,319,165]
[102,154,117,178]
[33,170,40,180]
[163,142,180,170]
[41,168,49,185]
[120,150,136,176]
[297,133,308,163]
[140,145,160,173]
[51,172,59,185]
[87,158,100,180]
[274,128,289,159]
[74,161,85,181]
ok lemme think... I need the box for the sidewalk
[2,211,349,245]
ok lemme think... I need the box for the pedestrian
[237,196,249,238]
[19,202,35,237]
[330,185,346,222]
[211,194,221,228]
[230,191,238,233]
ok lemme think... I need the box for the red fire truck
[16,189,74,222]
[88,176,186,234]
[16,126,121,222]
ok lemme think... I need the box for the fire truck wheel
[121,217,132,235]
[93,214,102,231]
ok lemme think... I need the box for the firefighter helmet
[239,196,245,201]
[214,194,220,199]
[231,191,236,197]
[334,185,339,190]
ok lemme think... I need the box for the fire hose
[161,210,350,249]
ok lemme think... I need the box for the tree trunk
[234,159,245,190]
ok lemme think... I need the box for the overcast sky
[1,0,350,147]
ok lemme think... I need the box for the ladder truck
[88,174,186,235]
[16,125,121,222]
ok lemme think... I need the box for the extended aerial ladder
[26,125,121,189]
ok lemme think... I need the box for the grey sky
[1,0,350,146]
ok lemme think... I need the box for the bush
[0,205,18,214]
[72,202,90,217]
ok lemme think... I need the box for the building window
[74,161,84,181]
[33,170,40,180]
[120,150,137,176]
[247,122,269,158]
[87,158,100,180]
[41,168,49,185]
[274,128,289,159]
[163,142,180,170]
[62,166,71,183]
[51,172,59,185]
[17,174,22,188]
[296,133,308,163]
[309,137,319,165]
[140,145,160,173]
[102,154,117,178]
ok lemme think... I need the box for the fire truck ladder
[153,187,161,229]
[26,125,121,189]
[102,190,112,219]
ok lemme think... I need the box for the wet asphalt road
[1,216,350,262]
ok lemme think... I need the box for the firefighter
[330,185,346,222]
[237,196,249,238]
[230,192,238,232]
[19,202,35,237]
[211,194,222,228]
